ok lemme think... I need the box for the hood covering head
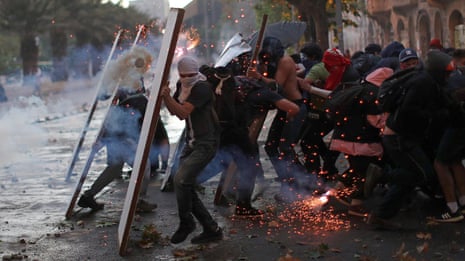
[259,36,285,78]
[365,67,394,87]
[365,43,382,54]
[322,48,351,90]
[380,41,405,58]
[178,56,200,75]
[424,50,454,85]
[177,56,206,103]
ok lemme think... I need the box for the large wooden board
[118,8,185,256]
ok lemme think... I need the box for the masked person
[161,56,223,244]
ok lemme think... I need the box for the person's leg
[264,110,288,180]
[372,135,432,220]
[228,145,263,215]
[434,160,458,210]
[86,162,122,194]
[451,162,465,207]
[77,162,123,210]
[171,142,219,243]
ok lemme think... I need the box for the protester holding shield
[161,56,223,244]
[77,47,157,213]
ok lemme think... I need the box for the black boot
[170,218,196,244]
[191,226,223,244]
[77,193,104,211]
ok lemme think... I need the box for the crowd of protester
[76,36,465,243]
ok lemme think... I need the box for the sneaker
[136,199,157,213]
[77,194,104,211]
[433,210,464,223]
[170,222,196,244]
[191,227,223,244]
[235,205,264,217]
[364,163,383,198]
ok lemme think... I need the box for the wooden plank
[118,8,185,256]
[249,14,268,68]
[64,29,123,182]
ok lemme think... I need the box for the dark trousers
[174,140,218,230]
[374,134,435,219]
[299,111,339,176]
[265,103,308,184]
[338,155,381,200]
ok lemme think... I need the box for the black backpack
[323,84,366,120]
[377,67,417,112]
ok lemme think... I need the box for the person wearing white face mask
[161,56,223,245]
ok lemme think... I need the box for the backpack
[352,53,374,76]
[323,84,366,120]
[377,67,417,112]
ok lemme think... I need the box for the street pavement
[1,80,465,260]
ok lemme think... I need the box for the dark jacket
[331,82,382,143]
[386,70,449,143]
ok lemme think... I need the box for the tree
[0,0,56,81]
[0,0,149,82]
[256,0,364,50]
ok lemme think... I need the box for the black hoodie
[386,51,452,143]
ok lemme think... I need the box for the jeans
[374,134,435,219]
[174,140,218,230]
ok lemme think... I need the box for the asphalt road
[1,80,465,260]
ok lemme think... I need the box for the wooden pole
[118,8,185,256]
[249,14,268,69]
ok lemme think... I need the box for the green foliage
[254,0,297,24]
[0,33,20,74]
[0,0,150,75]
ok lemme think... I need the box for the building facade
[367,0,465,57]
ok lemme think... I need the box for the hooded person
[176,56,207,104]
[371,41,405,72]
[367,51,455,228]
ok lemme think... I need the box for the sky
[105,0,192,8]
[168,0,192,8]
